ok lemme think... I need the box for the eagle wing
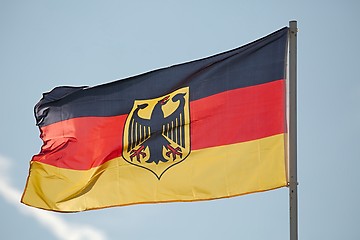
[127,104,151,152]
[162,93,187,148]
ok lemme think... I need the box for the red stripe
[32,115,126,170]
[32,80,285,170]
[190,79,285,150]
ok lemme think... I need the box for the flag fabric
[22,27,289,212]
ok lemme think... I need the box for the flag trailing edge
[22,27,289,212]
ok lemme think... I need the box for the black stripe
[35,27,288,127]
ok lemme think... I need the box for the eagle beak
[160,96,170,105]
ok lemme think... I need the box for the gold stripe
[22,134,287,212]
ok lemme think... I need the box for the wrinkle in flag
[22,27,289,212]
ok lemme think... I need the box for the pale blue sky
[1,1,359,239]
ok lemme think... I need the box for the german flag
[22,27,289,212]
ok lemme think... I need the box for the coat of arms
[122,87,190,179]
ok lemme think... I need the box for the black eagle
[126,93,187,164]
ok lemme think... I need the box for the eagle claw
[165,145,182,160]
[130,145,146,162]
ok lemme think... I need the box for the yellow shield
[123,87,190,179]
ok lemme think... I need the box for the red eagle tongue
[160,96,170,105]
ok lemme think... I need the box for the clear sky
[1,1,359,239]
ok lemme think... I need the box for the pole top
[289,20,298,32]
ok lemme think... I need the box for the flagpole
[289,20,298,240]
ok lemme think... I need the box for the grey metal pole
[289,20,298,240]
